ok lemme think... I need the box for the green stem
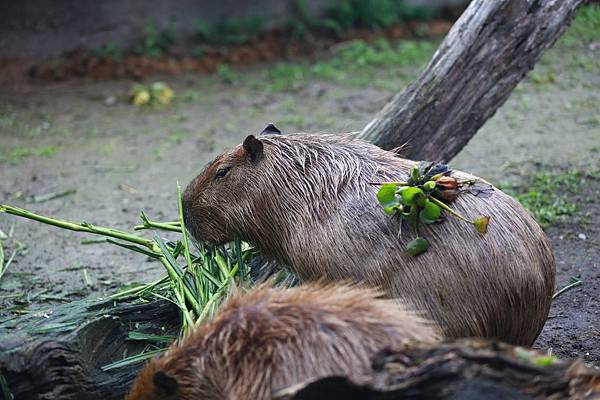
[0,243,23,281]
[172,279,196,328]
[429,197,472,224]
[134,219,181,232]
[177,184,195,274]
[0,240,4,280]
[552,278,582,300]
[110,276,168,299]
[408,206,419,237]
[0,204,153,248]
[177,184,204,308]
[154,244,202,317]
[369,181,409,186]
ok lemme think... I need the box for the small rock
[104,95,117,106]
[578,233,587,240]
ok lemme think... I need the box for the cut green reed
[0,184,253,332]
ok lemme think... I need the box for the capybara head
[125,283,438,400]
[182,125,279,245]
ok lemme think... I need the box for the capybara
[126,283,438,400]
[182,128,555,345]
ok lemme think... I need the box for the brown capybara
[182,127,555,345]
[125,283,438,400]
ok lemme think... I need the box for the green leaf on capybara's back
[377,184,399,215]
[407,237,429,256]
[419,200,441,224]
[377,183,397,204]
[401,187,423,206]
[473,215,490,234]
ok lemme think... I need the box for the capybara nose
[181,185,196,233]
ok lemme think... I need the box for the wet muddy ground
[0,10,599,367]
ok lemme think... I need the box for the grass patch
[503,170,592,228]
[561,4,600,45]
[528,70,557,86]
[134,23,175,58]
[0,109,16,130]
[265,38,435,91]
[278,115,306,127]
[290,0,436,38]
[215,64,240,84]
[94,42,122,62]
[0,146,59,164]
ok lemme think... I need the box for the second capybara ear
[153,371,178,396]
[243,135,264,164]
[260,123,281,135]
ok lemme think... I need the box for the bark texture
[359,0,585,162]
[0,299,179,400]
[277,340,600,400]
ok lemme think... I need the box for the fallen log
[0,299,179,400]
[3,304,599,399]
[277,340,600,400]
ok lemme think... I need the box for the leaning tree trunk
[359,0,585,162]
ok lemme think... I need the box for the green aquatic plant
[375,162,492,256]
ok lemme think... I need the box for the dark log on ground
[359,0,585,162]
[277,340,600,400]
[0,299,179,400]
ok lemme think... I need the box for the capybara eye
[214,166,231,181]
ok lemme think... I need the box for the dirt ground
[0,12,599,368]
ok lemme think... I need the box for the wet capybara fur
[126,283,438,400]
[182,128,555,345]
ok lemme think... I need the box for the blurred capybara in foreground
[126,283,437,400]
[182,128,555,345]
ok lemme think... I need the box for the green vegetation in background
[503,170,594,228]
[266,39,435,91]
[263,4,599,92]
[215,64,240,84]
[93,42,122,61]
[134,23,175,57]
[0,146,59,164]
[561,4,600,45]
[0,109,16,130]
[195,16,267,45]
[95,0,438,59]
[291,0,437,37]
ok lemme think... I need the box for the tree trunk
[277,340,600,400]
[359,0,585,162]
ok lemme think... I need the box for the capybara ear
[243,135,264,164]
[153,371,178,395]
[260,123,281,135]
